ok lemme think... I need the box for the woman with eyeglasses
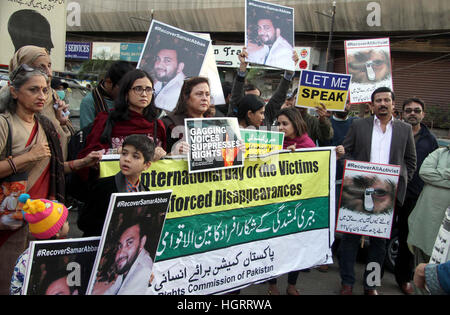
[1,45,75,161]
[162,76,211,154]
[0,65,102,294]
[77,69,166,174]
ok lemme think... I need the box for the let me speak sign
[296,70,351,111]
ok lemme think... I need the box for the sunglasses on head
[10,64,36,82]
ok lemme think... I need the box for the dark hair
[276,107,308,137]
[244,83,261,96]
[402,97,425,111]
[172,76,210,116]
[237,94,265,126]
[153,40,184,65]
[100,69,158,145]
[39,268,77,295]
[122,134,155,163]
[105,61,135,87]
[115,212,146,243]
[371,87,395,103]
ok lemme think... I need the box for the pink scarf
[283,133,316,149]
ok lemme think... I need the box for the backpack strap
[0,115,12,158]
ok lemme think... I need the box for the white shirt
[104,248,153,295]
[248,36,294,71]
[370,115,393,164]
[154,72,186,112]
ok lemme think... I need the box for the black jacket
[406,123,439,198]
[77,171,149,237]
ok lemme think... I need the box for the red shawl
[283,133,316,149]
[78,110,167,160]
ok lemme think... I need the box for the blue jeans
[338,233,386,289]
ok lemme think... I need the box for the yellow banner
[297,86,348,111]
[100,150,331,219]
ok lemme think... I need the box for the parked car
[54,77,90,131]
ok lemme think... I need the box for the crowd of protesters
[0,43,448,296]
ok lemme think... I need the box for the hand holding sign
[296,70,351,112]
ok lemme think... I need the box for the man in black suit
[336,87,416,295]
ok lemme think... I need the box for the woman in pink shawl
[267,107,315,295]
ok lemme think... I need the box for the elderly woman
[162,76,211,154]
[5,45,75,160]
[0,65,101,294]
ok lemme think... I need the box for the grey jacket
[342,116,417,205]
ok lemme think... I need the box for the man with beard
[104,219,153,295]
[393,98,438,294]
[249,16,293,70]
[336,87,416,295]
[151,44,186,112]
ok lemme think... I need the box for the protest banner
[240,128,284,158]
[22,237,100,295]
[345,38,393,104]
[0,1,66,70]
[99,148,336,294]
[336,160,400,239]
[245,0,295,71]
[86,191,172,295]
[137,20,211,112]
[185,118,244,173]
[296,69,351,111]
[429,206,450,265]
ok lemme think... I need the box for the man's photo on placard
[138,21,211,112]
[23,238,100,295]
[88,192,170,295]
[245,0,295,71]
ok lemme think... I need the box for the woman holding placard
[162,76,211,155]
[267,107,315,295]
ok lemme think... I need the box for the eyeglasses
[131,86,154,95]
[10,64,36,82]
[404,108,422,114]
